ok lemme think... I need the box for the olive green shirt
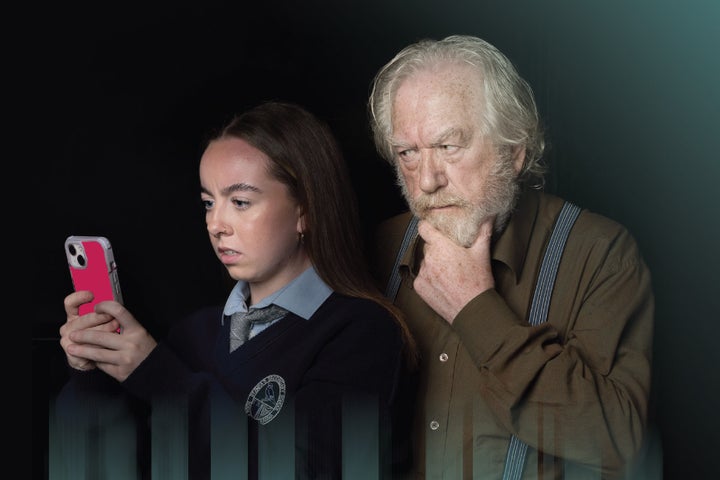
[373,191,654,479]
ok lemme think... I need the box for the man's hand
[414,219,495,323]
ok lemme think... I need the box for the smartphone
[65,235,123,316]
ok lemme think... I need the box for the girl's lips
[218,248,241,264]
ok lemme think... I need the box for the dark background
[32,1,720,478]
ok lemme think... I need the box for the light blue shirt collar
[222,266,332,324]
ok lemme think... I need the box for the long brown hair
[211,101,417,365]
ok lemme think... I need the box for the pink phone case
[65,235,123,316]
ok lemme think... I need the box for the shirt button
[430,420,440,430]
[439,353,449,362]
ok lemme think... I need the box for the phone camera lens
[68,244,77,255]
[78,255,86,267]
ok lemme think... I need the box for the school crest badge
[245,374,286,425]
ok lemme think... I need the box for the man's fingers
[417,220,440,242]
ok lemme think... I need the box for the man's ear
[512,146,526,173]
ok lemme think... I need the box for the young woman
[56,101,416,479]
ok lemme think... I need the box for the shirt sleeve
[452,221,654,476]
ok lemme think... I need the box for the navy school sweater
[54,293,416,479]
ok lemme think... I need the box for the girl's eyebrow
[222,183,262,196]
[200,183,262,196]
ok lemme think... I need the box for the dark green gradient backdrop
[32,1,719,478]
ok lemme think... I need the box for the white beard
[398,157,519,247]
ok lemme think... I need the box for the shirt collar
[222,266,333,321]
[401,190,539,284]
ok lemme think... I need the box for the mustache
[410,193,470,213]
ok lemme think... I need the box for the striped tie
[229,304,288,352]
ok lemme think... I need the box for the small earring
[299,232,305,244]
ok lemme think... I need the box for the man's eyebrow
[390,127,470,150]
[390,138,414,150]
[200,183,262,196]
[430,127,469,146]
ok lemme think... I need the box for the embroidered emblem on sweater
[245,374,286,424]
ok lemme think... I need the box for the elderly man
[369,35,654,479]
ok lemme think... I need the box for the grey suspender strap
[502,200,582,480]
[384,214,420,300]
[383,202,581,479]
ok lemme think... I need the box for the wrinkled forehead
[396,60,483,102]
[391,63,485,143]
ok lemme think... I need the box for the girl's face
[199,137,309,304]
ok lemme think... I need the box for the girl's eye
[232,199,250,209]
[201,199,214,210]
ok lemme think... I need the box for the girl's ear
[296,209,306,235]
[296,212,307,245]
